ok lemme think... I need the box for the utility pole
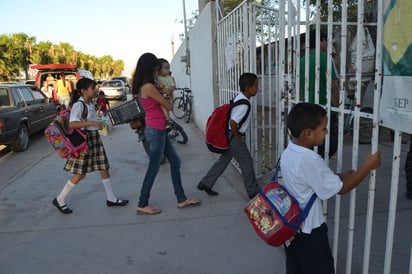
[181,0,190,75]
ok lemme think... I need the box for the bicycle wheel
[168,120,188,144]
[172,96,185,119]
[184,97,192,123]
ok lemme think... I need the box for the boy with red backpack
[197,72,261,199]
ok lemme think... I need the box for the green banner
[380,0,412,133]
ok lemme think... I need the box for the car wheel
[10,124,29,152]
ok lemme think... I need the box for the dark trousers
[285,223,335,274]
[200,133,260,198]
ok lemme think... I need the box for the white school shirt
[69,98,99,131]
[229,93,251,134]
[280,142,343,234]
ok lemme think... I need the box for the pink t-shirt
[139,97,166,130]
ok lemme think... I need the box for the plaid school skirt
[64,130,109,174]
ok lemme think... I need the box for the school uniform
[64,99,109,174]
[280,142,343,274]
[199,93,260,198]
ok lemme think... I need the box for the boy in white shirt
[197,73,261,199]
[280,102,380,273]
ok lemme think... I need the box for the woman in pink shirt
[132,52,200,215]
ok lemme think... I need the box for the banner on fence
[379,0,412,133]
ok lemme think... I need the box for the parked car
[110,76,131,93]
[99,80,127,101]
[0,83,58,152]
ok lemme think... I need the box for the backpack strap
[298,193,317,222]
[271,158,318,226]
[74,100,88,131]
[229,98,251,129]
[76,100,88,121]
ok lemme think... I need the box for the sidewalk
[0,121,285,274]
[0,120,410,273]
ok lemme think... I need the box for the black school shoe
[197,182,219,196]
[52,198,73,214]
[106,199,129,207]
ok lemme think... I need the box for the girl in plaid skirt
[52,78,128,214]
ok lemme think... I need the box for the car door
[16,86,43,133]
[29,87,56,128]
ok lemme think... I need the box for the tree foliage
[222,0,275,14]
[0,33,124,82]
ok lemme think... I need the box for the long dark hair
[132,52,160,96]
[70,78,96,106]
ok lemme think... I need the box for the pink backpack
[44,101,89,160]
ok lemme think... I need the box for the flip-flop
[136,206,162,215]
[177,198,201,209]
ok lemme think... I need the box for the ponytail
[69,89,81,106]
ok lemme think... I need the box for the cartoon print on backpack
[45,101,89,159]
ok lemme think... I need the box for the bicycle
[172,87,192,123]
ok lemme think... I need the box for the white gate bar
[302,1,310,105]
[345,0,365,272]
[268,7,274,157]
[256,2,265,170]
[277,0,286,162]
[409,242,412,274]
[384,131,402,274]
[362,0,383,272]
[250,3,260,174]
[314,0,321,106]
[323,0,333,163]
[332,0,349,266]
[295,0,301,104]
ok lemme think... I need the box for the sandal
[136,206,162,215]
[177,198,201,209]
[52,198,73,214]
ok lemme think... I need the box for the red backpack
[244,167,317,246]
[205,99,250,153]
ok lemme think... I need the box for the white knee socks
[57,180,76,205]
[102,178,116,202]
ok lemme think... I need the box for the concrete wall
[171,2,217,134]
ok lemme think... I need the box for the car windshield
[102,81,121,87]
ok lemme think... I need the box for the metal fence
[216,0,411,273]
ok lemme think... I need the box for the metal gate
[216,1,411,273]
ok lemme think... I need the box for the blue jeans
[138,126,187,207]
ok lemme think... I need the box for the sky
[0,0,199,77]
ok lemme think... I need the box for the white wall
[171,2,217,134]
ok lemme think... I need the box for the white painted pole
[362,0,383,273]
[333,0,348,267]
[383,130,401,274]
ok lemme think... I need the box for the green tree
[0,32,127,81]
